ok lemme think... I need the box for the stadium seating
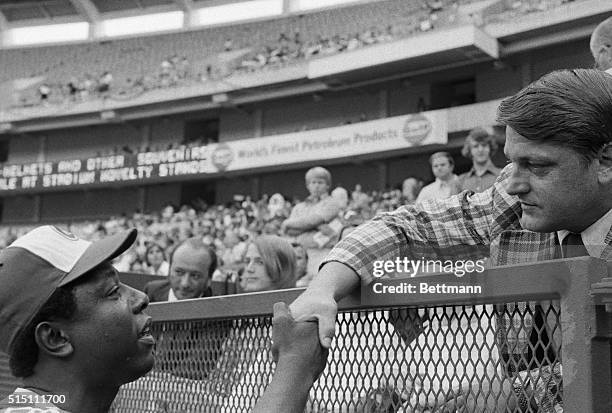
[0,184,406,277]
[0,0,485,108]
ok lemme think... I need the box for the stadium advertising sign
[0,110,447,193]
[227,110,447,170]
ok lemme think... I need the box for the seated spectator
[98,71,113,94]
[415,151,461,203]
[143,242,170,276]
[401,177,422,204]
[177,56,190,80]
[458,127,501,193]
[331,186,349,207]
[38,83,50,103]
[267,193,289,220]
[240,235,296,293]
[143,237,216,302]
[348,184,372,220]
[282,167,342,248]
[292,242,313,287]
[308,186,349,248]
[142,238,231,387]
[220,229,247,269]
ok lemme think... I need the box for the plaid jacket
[325,164,612,412]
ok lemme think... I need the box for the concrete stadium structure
[0,0,609,224]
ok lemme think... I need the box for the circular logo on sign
[402,114,432,145]
[212,144,234,172]
[51,226,79,241]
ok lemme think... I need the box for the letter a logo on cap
[51,226,79,241]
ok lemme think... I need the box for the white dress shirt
[416,175,459,203]
[557,208,612,258]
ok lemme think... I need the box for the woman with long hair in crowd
[144,242,170,276]
[240,235,297,292]
[210,235,298,411]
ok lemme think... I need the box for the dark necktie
[562,232,589,258]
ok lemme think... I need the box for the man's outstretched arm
[289,168,515,348]
[253,302,328,413]
[289,261,360,348]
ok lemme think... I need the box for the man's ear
[34,322,74,358]
[597,144,612,185]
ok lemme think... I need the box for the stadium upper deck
[0,0,457,105]
[0,0,595,121]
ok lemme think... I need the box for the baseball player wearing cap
[0,226,327,413]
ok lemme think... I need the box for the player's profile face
[503,126,601,233]
[63,262,155,384]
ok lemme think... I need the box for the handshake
[271,302,329,380]
[253,302,330,413]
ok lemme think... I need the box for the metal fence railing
[0,258,610,411]
[109,257,611,413]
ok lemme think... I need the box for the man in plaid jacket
[290,68,612,412]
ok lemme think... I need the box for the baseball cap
[0,225,137,355]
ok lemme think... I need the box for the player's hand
[289,288,337,349]
[271,302,329,381]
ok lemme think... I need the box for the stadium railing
[110,257,611,412]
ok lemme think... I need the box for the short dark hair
[497,69,612,164]
[169,237,217,278]
[461,127,498,159]
[9,285,77,378]
[428,151,454,166]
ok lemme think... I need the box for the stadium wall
[219,108,255,142]
[44,124,141,162]
[260,88,381,135]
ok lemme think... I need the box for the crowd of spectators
[3,0,588,111]
[0,179,419,276]
[26,18,413,107]
[0,128,503,411]
[33,53,195,106]
[238,24,398,72]
[484,0,578,24]
[0,127,500,287]
[6,0,512,109]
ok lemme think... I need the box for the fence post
[560,258,611,413]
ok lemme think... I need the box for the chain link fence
[112,300,564,412]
